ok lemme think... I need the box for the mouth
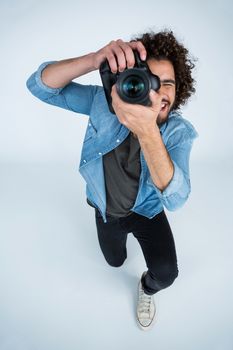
[160,100,170,113]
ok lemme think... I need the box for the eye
[160,79,176,87]
[162,82,174,87]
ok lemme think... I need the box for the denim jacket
[26,60,199,223]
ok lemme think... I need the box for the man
[26,29,198,331]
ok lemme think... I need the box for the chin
[157,107,172,125]
[157,115,168,126]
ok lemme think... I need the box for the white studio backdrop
[1,1,233,350]
[0,0,232,164]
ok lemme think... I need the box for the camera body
[99,49,161,114]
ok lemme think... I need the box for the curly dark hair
[130,29,197,111]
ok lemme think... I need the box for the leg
[94,208,128,267]
[132,210,179,295]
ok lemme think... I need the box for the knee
[151,262,179,286]
[166,263,179,281]
[167,267,179,285]
[161,262,179,282]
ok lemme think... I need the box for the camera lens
[122,75,145,98]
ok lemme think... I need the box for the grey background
[1,0,233,349]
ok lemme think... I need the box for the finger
[129,40,147,61]
[108,41,127,72]
[111,47,126,72]
[111,84,118,100]
[116,39,135,69]
[111,85,128,108]
[106,41,125,73]
[105,49,118,73]
[149,89,162,108]
[111,84,116,96]
[111,85,122,103]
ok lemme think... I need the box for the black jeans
[95,208,179,295]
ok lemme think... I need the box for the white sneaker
[136,271,156,330]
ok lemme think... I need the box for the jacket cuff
[35,61,64,95]
[147,160,189,199]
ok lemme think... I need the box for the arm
[26,65,101,116]
[144,133,197,211]
[138,126,174,192]
[109,78,198,211]
[26,39,147,115]
[40,53,97,89]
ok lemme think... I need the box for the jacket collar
[159,110,180,135]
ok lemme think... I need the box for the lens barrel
[122,75,145,98]
[116,68,150,104]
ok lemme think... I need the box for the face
[147,59,176,126]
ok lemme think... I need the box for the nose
[157,90,170,103]
[156,82,169,97]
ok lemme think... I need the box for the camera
[99,49,161,114]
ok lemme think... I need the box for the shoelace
[138,289,152,314]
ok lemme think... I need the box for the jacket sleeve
[147,123,199,211]
[26,60,101,116]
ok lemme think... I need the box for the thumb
[149,89,162,109]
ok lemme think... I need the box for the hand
[111,85,163,138]
[93,39,147,73]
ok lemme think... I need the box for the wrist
[137,124,160,143]
[88,52,99,71]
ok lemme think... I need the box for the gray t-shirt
[86,131,141,217]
